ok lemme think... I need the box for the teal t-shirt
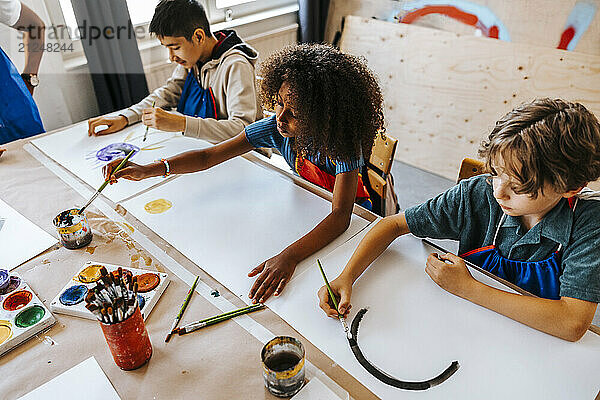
[405,175,600,303]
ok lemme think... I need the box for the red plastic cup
[100,306,152,370]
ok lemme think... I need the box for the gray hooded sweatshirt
[120,30,260,143]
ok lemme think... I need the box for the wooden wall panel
[340,16,600,185]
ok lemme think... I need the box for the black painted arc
[348,308,460,391]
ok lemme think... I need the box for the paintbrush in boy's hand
[78,149,135,215]
[143,100,155,142]
[317,259,352,340]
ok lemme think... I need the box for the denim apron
[460,198,579,299]
[176,70,217,119]
[0,46,44,144]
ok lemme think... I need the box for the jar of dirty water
[100,306,152,370]
[53,208,93,249]
[261,336,306,397]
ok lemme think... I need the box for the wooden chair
[457,157,485,183]
[363,133,399,216]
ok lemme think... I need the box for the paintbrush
[143,100,155,142]
[177,303,264,335]
[317,259,352,340]
[165,275,199,343]
[78,149,136,215]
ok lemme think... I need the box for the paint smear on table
[85,246,97,255]
[144,199,172,214]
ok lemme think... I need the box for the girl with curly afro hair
[103,43,385,303]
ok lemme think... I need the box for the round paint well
[0,270,9,290]
[3,290,33,311]
[136,273,160,293]
[15,305,45,328]
[0,320,12,344]
[0,276,21,295]
[77,265,102,283]
[59,285,88,306]
[137,294,145,311]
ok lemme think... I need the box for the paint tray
[0,271,57,357]
[50,262,169,321]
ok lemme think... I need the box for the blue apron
[460,199,578,300]
[176,70,217,119]
[0,46,44,145]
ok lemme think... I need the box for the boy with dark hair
[319,98,600,342]
[88,0,259,143]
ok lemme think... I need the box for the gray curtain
[298,0,330,43]
[71,0,149,114]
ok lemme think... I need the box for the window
[53,0,161,40]
[206,0,297,24]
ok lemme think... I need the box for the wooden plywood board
[340,16,600,181]
[326,1,600,56]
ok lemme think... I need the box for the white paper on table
[121,155,371,300]
[268,225,600,400]
[291,377,342,400]
[18,356,121,400]
[31,121,212,203]
[0,198,57,270]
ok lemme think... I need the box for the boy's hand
[425,253,476,297]
[318,276,352,318]
[102,158,157,183]
[88,115,128,136]
[248,252,297,303]
[143,107,186,132]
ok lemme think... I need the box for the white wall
[1,0,96,132]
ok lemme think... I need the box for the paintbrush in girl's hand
[78,149,136,215]
[317,259,352,340]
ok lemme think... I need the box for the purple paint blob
[96,143,139,162]
[0,276,21,295]
[0,270,9,291]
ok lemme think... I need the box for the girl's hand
[143,107,186,132]
[425,253,476,297]
[88,115,128,136]
[248,252,298,303]
[102,158,154,183]
[318,276,353,319]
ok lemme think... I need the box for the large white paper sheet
[31,121,212,203]
[121,156,371,300]
[0,198,57,270]
[268,225,600,399]
[18,356,121,400]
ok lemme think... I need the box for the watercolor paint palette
[50,262,169,321]
[0,270,57,357]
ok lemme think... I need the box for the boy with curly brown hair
[103,43,385,303]
[319,98,600,342]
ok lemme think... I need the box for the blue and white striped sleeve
[334,158,364,175]
[244,115,280,149]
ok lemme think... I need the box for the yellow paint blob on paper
[0,321,12,344]
[144,199,172,214]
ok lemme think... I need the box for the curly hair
[479,98,600,198]
[259,43,385,162]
